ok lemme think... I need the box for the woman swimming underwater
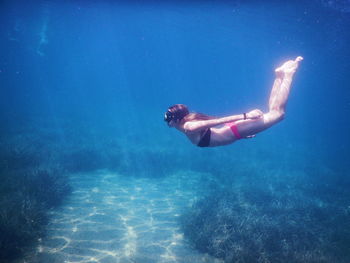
[164,56,303,147]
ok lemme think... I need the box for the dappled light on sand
[31,171,222,263]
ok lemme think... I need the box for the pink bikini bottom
[225,122,242,139]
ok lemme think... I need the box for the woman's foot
[275,56,303,76]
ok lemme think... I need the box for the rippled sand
[28,171,222,263]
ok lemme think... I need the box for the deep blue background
[0,0,349,164]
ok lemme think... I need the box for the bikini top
[197,128,211,147]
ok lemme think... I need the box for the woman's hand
[246,109,263,119]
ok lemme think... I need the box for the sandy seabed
[28,170,222,263]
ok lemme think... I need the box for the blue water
[0,0,349,262]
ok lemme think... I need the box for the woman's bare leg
[235,56,303,137]
[269,56,303,114]
[268,68,283,113]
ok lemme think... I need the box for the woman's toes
[295,56,303,62]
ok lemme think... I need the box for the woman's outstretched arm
[184,109,262,133]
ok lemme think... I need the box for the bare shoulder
[183,121,200,133]
[183,121,202,133]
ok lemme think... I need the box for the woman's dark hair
[165,104,215,123]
